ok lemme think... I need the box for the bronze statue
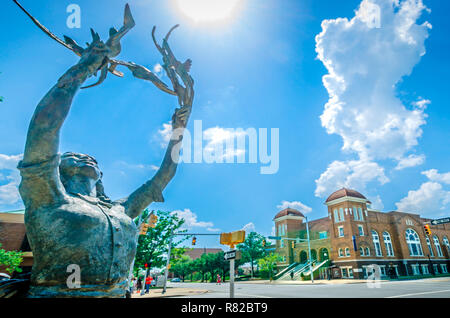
[14,1,194,297]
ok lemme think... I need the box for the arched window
[359,247,364,256]
[345,247,350,257]
[433,236,443,257]
[443,236,450,250]
[372,230,382,256]
[365,247,370,256]
[426,237,434,257]
[405,229,423,256]
[338,248,344,257]
[383,231,394,256]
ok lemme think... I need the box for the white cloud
[395,182,450,215]
[203,127,247,162]
[158,122,173,148]
[241,222,256,233]
[115,160,159,171]
[369,195,384,210]
[153,63,163,74]
[276,201,312,213]
[422,169,450,185]
[395,154,425,170]
[0,154,23,206]
[315,0,431,196]
[206,227,221,232]
[315,159,389,197]
[171,209,214,229]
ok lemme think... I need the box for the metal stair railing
[274,262,298,280]
[301,259,329,277]
[278,262,309,280]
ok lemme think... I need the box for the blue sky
[1,0,449,248]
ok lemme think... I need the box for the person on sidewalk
[145,276,152,294]
[136,277,143,294]
[216,274,222,285]
[290,271,294,280]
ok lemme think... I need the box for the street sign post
[229,257,235,298]
[268,236,282,240]
[431,218,450,226]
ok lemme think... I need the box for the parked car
[0,273,11,282]
[171,278,181,282]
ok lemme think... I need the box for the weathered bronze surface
[15,2,194,297]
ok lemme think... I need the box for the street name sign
[224,250,237,260]
[268,236,282,240]
[431,218,450,226]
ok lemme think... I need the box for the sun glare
[175,0,240,22]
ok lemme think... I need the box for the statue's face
[59,152,102,183]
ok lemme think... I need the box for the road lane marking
[386,289,450,298]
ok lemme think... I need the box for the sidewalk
[235,279,389,285]
[131,288,209,298]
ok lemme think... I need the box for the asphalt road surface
[168,278,450,298]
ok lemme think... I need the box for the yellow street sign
[149,214,158,228]
[220,230,246,248]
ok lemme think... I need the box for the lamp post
[305,216,314,283]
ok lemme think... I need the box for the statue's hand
[77,43,110,77]
[171,106,191,130]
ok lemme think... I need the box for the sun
[175,0,241,23]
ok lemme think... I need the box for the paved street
[168,277,450,298]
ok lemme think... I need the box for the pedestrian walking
[128,277,134,295]
[145,275,152,294]
[216,274,222,285]
[290,271,294,280]
[136,277,142,294]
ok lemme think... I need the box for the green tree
[258,253,282,282]
[202,252,222,282]
[170,255,193,282]
[193,257,207,282]
[133,209,187,275]
[0,243,23,275]
[237,232,266,277]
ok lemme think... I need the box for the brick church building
[273,188,450,279]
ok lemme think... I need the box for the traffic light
[424,224,432,236]
[192,237,197,245]
[149,213,158,228]
[144,263,148,268]
[139,223,150,235]
[291,241,295,249]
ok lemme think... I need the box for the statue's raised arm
[119,25,195,219]
[15,1,136,210]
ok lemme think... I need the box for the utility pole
[162,232,173,294]
[305,216,314,283]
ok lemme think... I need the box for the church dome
[273,208,305,220]
[325,188,370,203]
